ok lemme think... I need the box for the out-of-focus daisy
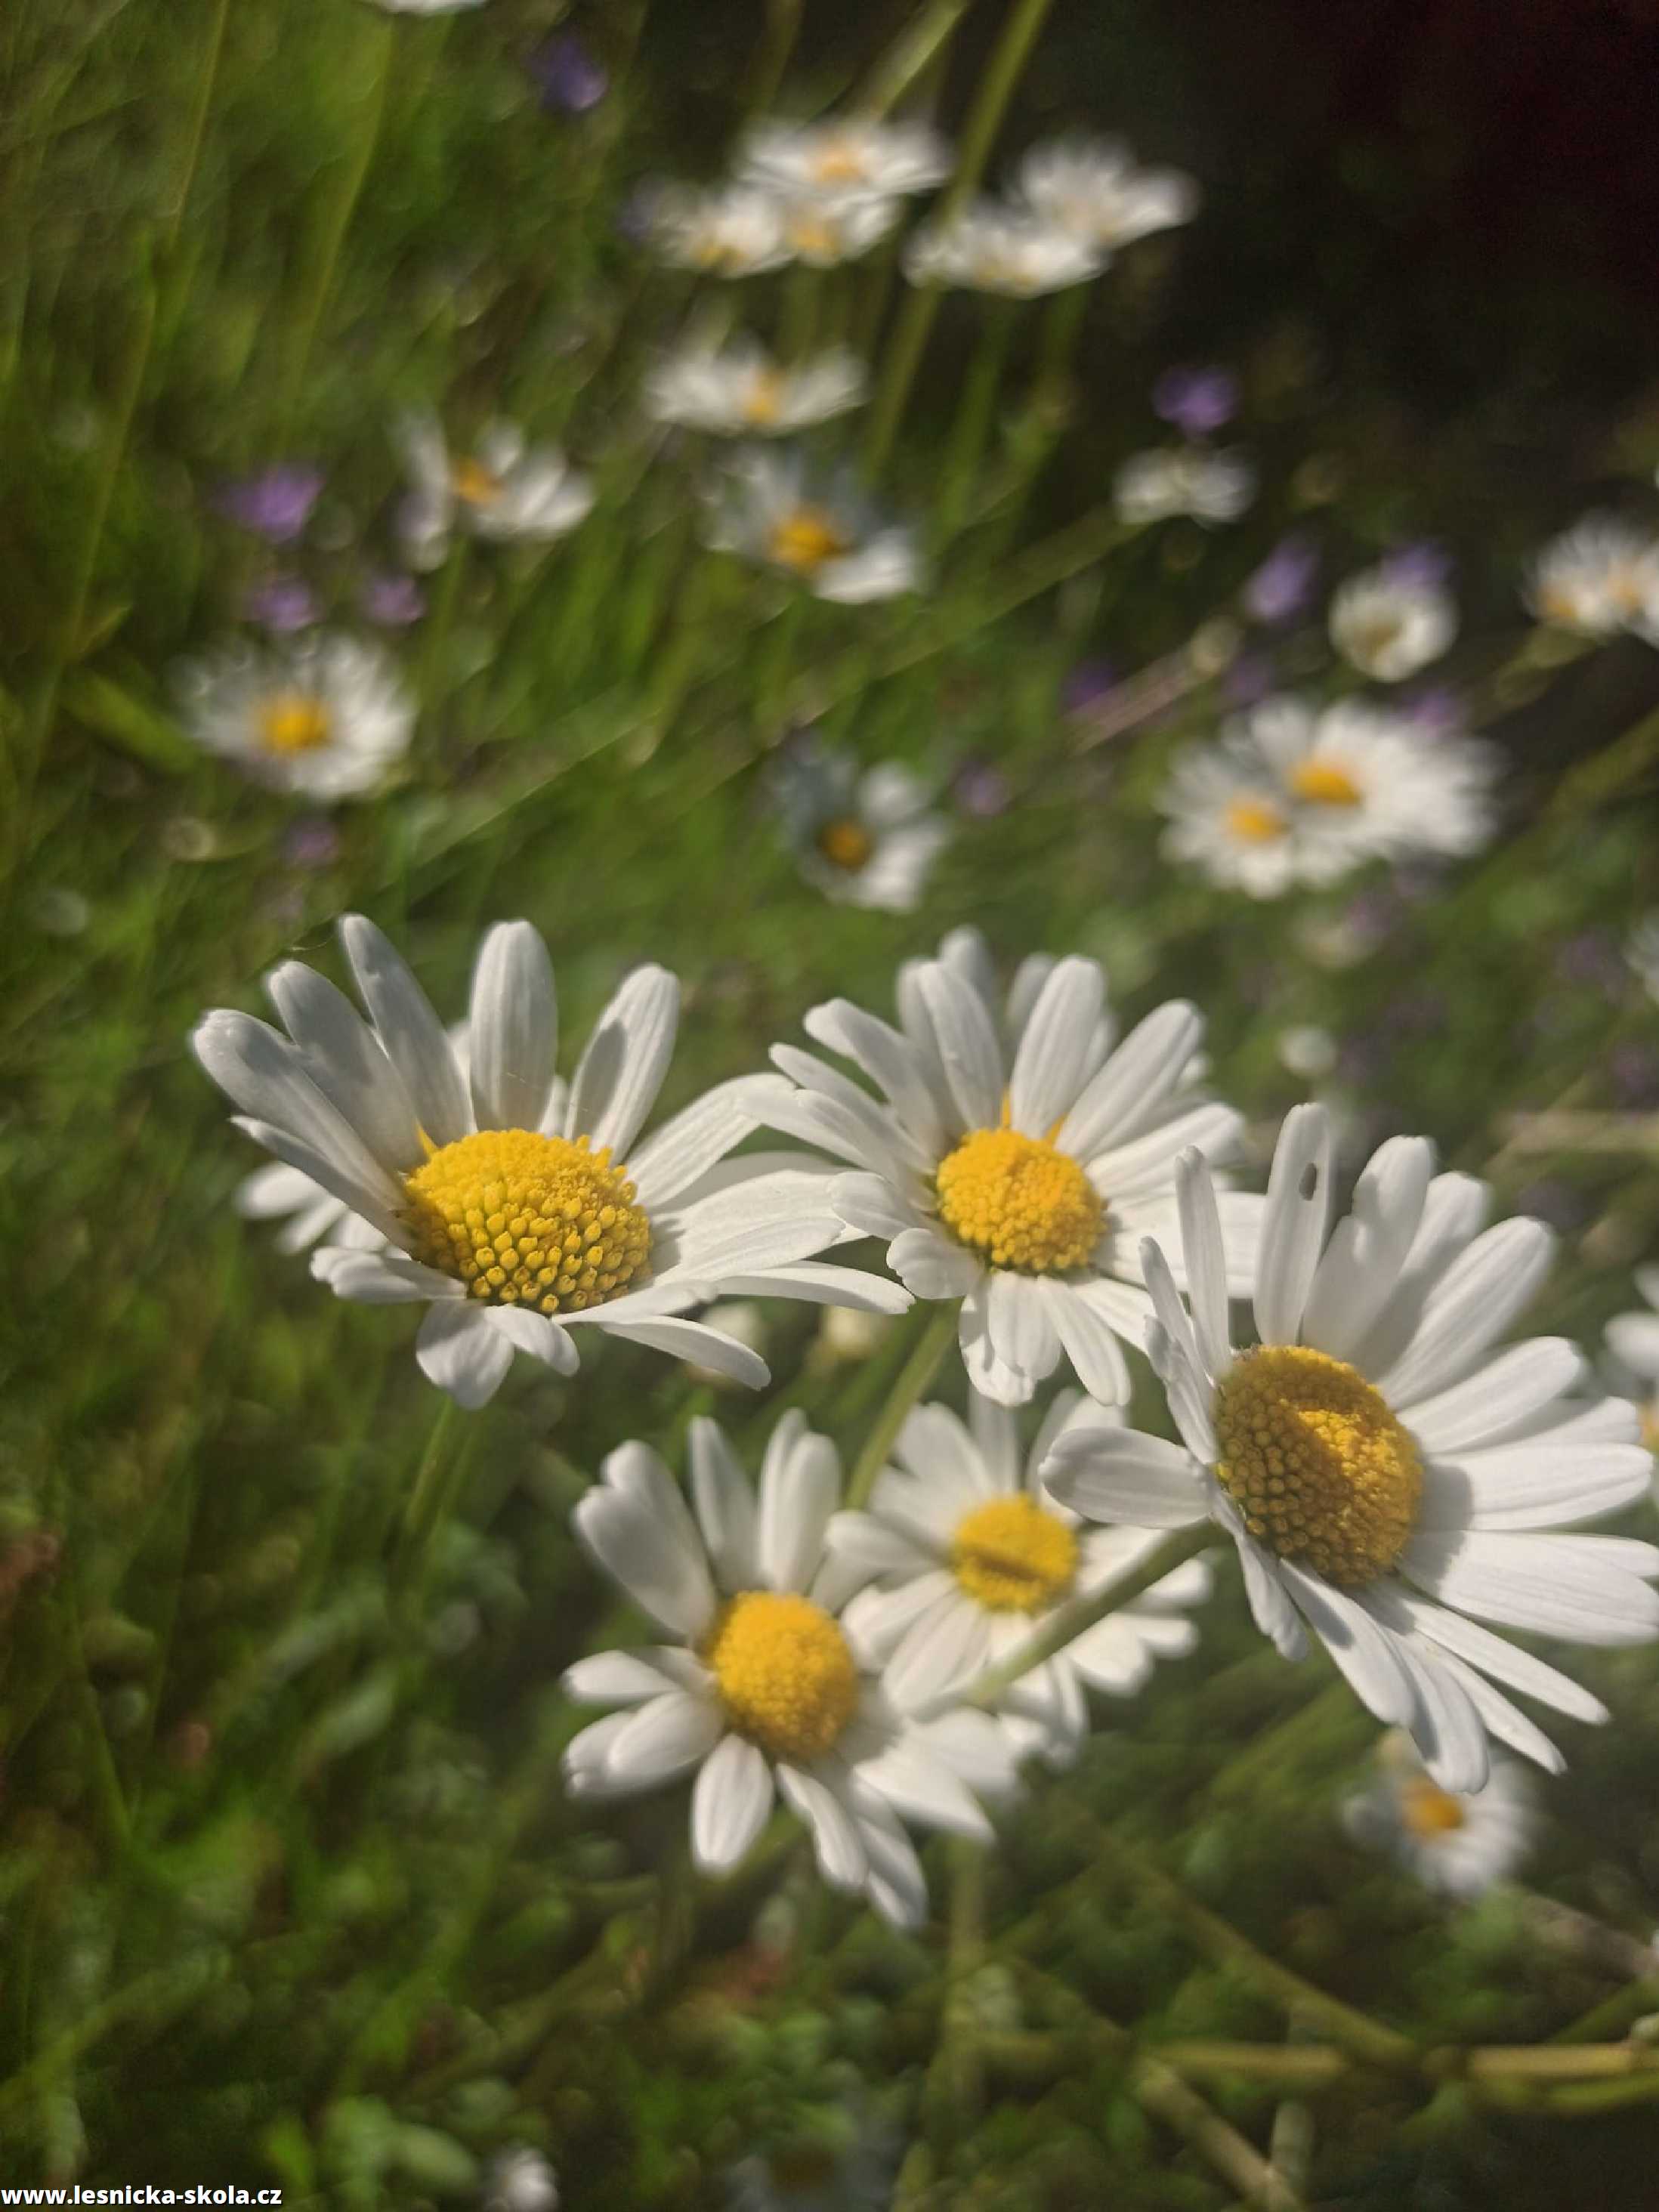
[644,338,867,437]
[178,635,414,802]
[904,202,1104,295]
[725,2112,897,2212]
[397,415,593,572]
[1525,516,1659,640]
[1277,1025,1339,1081]
[777,193,902,267]
[739,116,952,202]
[647,183,794,276]
[771,743,947,910]
[830,1392,1210,1766]
[193,918,908,1408]
[1013,136,1198,252]
[1114,446,1255,527]
[1045,1106,1659,1787]
[703,449,922,602]
[1344,1732,1537,1900]
[748,945,1249,1404]
[483,2148,559,2212]
[562,1416,1023,1927]
[1604,1266,1659,1454]
[811,1304,896,1367]
[1330,563,1457,683]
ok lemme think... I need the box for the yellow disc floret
[816,817,874,871]
[951,1494,1079,1614]
[1225,795,1287,844]
[1290,758,1364,808]
[451,458,503,508]
[403,1128,650,1317]
[1400,1775,1467,1840]
[743,372,786,426]
[935,1126,1103,1274]
[258,693,332,755]
[703,1591,859,1762]
[768,505,851,575]
[1213,1345,1422,1589]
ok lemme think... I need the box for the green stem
[417,533,472,720]
[844,1302,959,1509]
[858,0,977,116]
[392,1394,466,1602]
[748,0,804,116]
[933,299,1017,543]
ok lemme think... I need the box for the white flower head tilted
[1114,446,1256,527]
[562,1416,1024,1927]
[644,337,867,438]
[178,635,414,802]
[1343,1729,1537,1902]
[749,935,1252,1406]
[647,183,795,277]
[1013,136,1199,252]
[703,448,923,603]
[827,1390,1211,1768]
[1328,566,1457,683]
[777,193,903,267]
[903,202,1104,297]
[1044,1105,1659,1789]
[771,743,947,912]
[1524,516,1659,641]
[397,414,594,572]
[738,116,953,203]
[193,918,908,1408]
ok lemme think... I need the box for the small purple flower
[1151,366,1238,440]
[361,571,427,626]
[1380,540,1453,593]
[529,32,608,113]
[1223,650,1274,706]
[1242,534,1318,626]
[282,816,342,872]
[952,758,1011,817]
[243,576,320,633]
[216,465,324,544]
[1401,686,1460,735]
[1060,658,1116,717]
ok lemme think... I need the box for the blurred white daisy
[771,743,947,910]
[483,2148,559,2212]
[777,193,903,267]
[193,917,908,1408]
[748,948,1250,1405]
[739,116,952,202]
[563,1416,1024,1927]
[1013,135,1199,252]
[1045,1105,1659,1787]
[1525,516,1659,640]
[1604,1266,1659,1455]
[647,183,794,276]
[1344,1731,1537,1900]
[903,202,1104,295]
[811,1305,897,1367]
[178,635,414,802]
[1114,446,1255,527]
[644,338,867,437]
[830,1392,1210,1766]
[703,449,922,602]
[1329,567,1457,682]
[397,415,593,572]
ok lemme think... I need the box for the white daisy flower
[777,193,903,267]
[1525,516,1659,640]
[1604,1265,1659,1456]
[829,1391,1211,1767]
[193,917,909,1409]
[811,1304,896,1367]
[397,415,593,573]
[738,116,952,203]
[178,635,413,802]
[562,1416,1024,1928]
[644,338,867,437]
[1013,135,1199,252]
[1329,567,1458,682]
[483,2148,559,2212]
[1343,1731,1537,1901]
[746,946,1252,1406]
[647,183,795,277]
[703,449,923,603]
[903,202,1104,296]
[1114,446,1255,527]
[1045,1105,1659,1789]
[772,744,947,910]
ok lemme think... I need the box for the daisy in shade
[1329,562,1457,683]
[397,415,593,572]
[562,1416,1024,1928]
[747,947,1249,1405]
[178,635,413,802]
[738,116,952,202]
[644,338,867,437]
[827,1392,1211,1768]
[1603,1266,1659,1455]
[1114,445,1255,527]
[193,917,908,1408]
[1013,135,1199,252]
[771,742,947,911]
[777,193,902,267]
[1343,1730,1537,1901]
[1525,516,1659,641]
[647,183,794,276]
[1044,1105,1659,1789]
[903,202,1104,295]
[703,449,922,602]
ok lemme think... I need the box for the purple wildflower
[216,465,324,544]
[952,758,1012,817]
[1151,366,1238,439]
[282,817,343,871]
[1060,658,1117,717]
[361,571,427,626]
[1242,534,1318,625]
[1380,540,1453,592]
[529,32,608,113]
[243,576,320,633]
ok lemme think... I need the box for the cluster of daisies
[202,915,1658,1929]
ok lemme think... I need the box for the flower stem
[844,1302,959,1509]
[392,1393,466,1602]
[932,298,1017,545]
[857,0,976,116]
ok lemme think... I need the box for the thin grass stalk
[844,1302,959,1509]
[932,295,1016,542]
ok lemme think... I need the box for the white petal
[627,1078,759,1209]
[339,914,471,1148]
[1355,1602,1490,1793]
[584,1314,769,1387]
[854,1738,992,1841]
[1278,1562,1414,1723]
[829,1169,919,1240]
[715,1262,911,1312]
[776,1764,868,1889]
[563,1650,687,1706]
[1253,1104,1333,1345]
[1302,1135,1434,1364]
[1401,1529,1659,1645]
[758,1427,840,1593]
[803,999,948,1156]
[1420,1649,1566,1775]
[1007,959,1105,1136]
[1056,1000,1203,1160]
[984,1270,1062,1392]
[1040,1280,1133,1405]
[1391,1590,1608,1721]
[572,1488,718,1640]
[885,1594,992,1712]
[565,965,679,1158]
[1043,1426,1207,1526]
[1345,1170,1491,1377]
[959,1281,1031,1406]
[1216,1506,1308,1658]
[1403,1338,1585,1453]
[914,960,1004,1129]
[1420,1436,1653,1532]
[688,1417,758,1589]
[825,1513,937,1586]
[890,1226,982,1299]
[485,1304,579,1371]
[1088,1101,1241,1204]
[415,1302,515,1408]
[196,1012,409,1218]
[604,1691,724,1786]
[1374,1216,1556,1406]
[1174,1149,1231,1379]
[468,920,558,1133]
[690,1733,774,1874]
[313,1249,459,1303]
[263,962,424,1172]
[853,1795,929,1929]
[233,1117,409,1247]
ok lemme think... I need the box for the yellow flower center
[1610,565,1651,615]
[1399,1775,1467,1840]
[1225,795,1287,844]
[811,140,869,185]
[258,693,332,755]
[935,1126,1103,1274]
[1214,1345,1422,1589]
[1640,1400,1659,1457]
[816,817,874,871]
[768,505,852,575]
[951,1494,1079,1614]
[1290,758,1364,808]
[743,371,786,425]
[403,1128,650,1315]
[1537,582,1584,626]
[786,214,840,258]
[451,458,502,508]
[703,1591,859,1762]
